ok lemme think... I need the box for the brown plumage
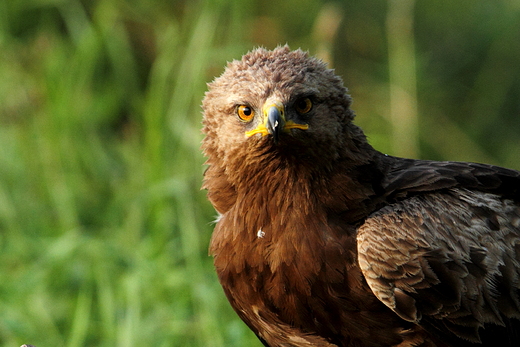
[201,46,520,346]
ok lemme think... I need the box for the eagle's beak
[245,101,308,141]
[265,103,284,144]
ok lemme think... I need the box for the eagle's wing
[357,185,520,344]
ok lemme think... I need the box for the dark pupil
[297,99,307,109]
[242,107,252,115]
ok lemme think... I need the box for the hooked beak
[265,104,284,143]
[245,101,308,142]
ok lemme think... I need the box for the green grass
[0,1,260,346]
[0,0,519,346]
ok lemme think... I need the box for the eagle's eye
[237,105,255,122]
[294,97,313,114]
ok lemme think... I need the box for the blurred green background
[0,0,519,346]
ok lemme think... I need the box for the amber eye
[237,105,255,122]
[294,97,313,114]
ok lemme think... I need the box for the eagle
[201,46,520,347]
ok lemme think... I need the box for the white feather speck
[212,213,223,224]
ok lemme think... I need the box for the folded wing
[358,187,520,345]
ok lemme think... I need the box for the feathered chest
[207,160,379,296]
[208,188,410,347]
[210,187,369,318]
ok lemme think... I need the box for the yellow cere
[245,124,269,137]
[245,103,309,137]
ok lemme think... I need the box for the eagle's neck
[209,149,383,275]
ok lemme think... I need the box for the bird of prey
[201,46,520,347]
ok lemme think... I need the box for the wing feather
[357,188,520,343]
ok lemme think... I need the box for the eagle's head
[202,47,360,174]
[201,47,374,214]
